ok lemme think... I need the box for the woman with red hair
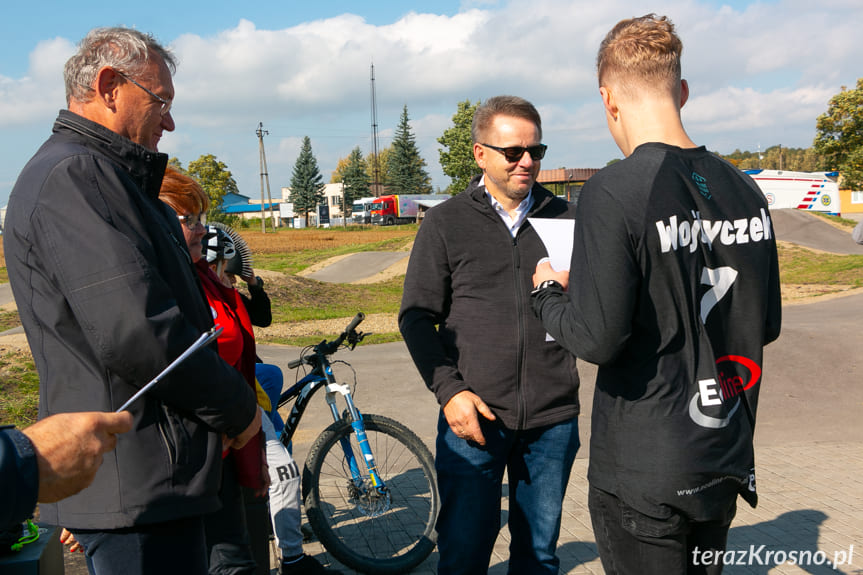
[159,167,338,575]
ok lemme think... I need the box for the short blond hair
[597,14,682,100]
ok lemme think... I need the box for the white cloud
[0,37,72,127]
[1,0,861,203]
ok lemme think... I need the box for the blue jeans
[434,412,579,575]
[71,516,208,575]
[588,485,736,575]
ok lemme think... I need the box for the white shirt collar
[480,175,534,237]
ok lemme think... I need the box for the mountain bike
[277,312,439,575]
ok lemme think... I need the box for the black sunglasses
[480,143,547,163]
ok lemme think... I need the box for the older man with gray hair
[4,27,260,574]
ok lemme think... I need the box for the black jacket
[399,177,580,430]
[532,144,781,520]
[3,110,257,529]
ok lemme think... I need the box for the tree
[168,157,185,172]
[387,105,433,195]
[341,147,371,212]
[187,154,240,223]
[366,146,392,191]
[718,146,820,172]
[814,78,863,189]
[438,99,482,195]
[330,156,352,184]
[289,136,326,226]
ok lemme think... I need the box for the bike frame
[277,349,386,493]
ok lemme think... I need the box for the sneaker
[280,554,343,575]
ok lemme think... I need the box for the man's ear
[473,142,485,170]
[94,66,122,111]
[600,86,618,120]
[680,79,690,109]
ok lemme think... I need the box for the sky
[1,0,861,207]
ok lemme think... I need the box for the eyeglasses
[177,212,207,229]
[480,143,547,163]
[116,70,173,116]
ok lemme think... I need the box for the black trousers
[204,454,258,575]
[588,484,736,575]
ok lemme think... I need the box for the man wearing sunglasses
[4,27,260,574]
[400,95,580,574]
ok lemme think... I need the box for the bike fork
[326,384,386,490]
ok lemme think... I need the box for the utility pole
[342,178,347,229]
[370,63,381,197]
[256,122,276,232]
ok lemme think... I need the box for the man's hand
[442,391,496,446]
[23,411,134,503]
[224,407,262,450]
[533,260,570,290]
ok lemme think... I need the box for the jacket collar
[53,109,168,200]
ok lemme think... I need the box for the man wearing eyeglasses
[4,27,260,574]
[399,95,580,574]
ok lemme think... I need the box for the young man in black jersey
[531,14,781,575]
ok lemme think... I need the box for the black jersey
[532,143,781,521]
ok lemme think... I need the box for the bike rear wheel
[302,414,438,575]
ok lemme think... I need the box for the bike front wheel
[303,414,438,575]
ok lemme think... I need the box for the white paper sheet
[528,218,575,341]
[528,218,574,271]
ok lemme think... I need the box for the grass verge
[0,349,40,427]
[778,243,863,287]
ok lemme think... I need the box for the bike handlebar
[344,312,365,334]
[288,313,367,369]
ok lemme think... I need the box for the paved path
[304,252,409,284]
[771,209,863,254]
[258,291,863,574]
[0,282,14,307]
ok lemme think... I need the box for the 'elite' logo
[689,355,761,429]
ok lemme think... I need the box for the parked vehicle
[745,169,840,215]
[351,197,377,224]
[371,194,443,225]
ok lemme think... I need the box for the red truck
[370,194,444,225]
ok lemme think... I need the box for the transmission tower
[370,63,381,196]
[256,122,276,232]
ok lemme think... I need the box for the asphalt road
[770,209,863,254]
[304,251,409,284]
[258,287,863,469]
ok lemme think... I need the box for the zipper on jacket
[512,235,527,429]
[157,404,177,465]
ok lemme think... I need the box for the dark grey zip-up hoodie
[399,177,579,430]
[4,110,257,529]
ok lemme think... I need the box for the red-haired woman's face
[176,211,207,262]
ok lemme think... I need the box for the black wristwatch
[531,279,563,294]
